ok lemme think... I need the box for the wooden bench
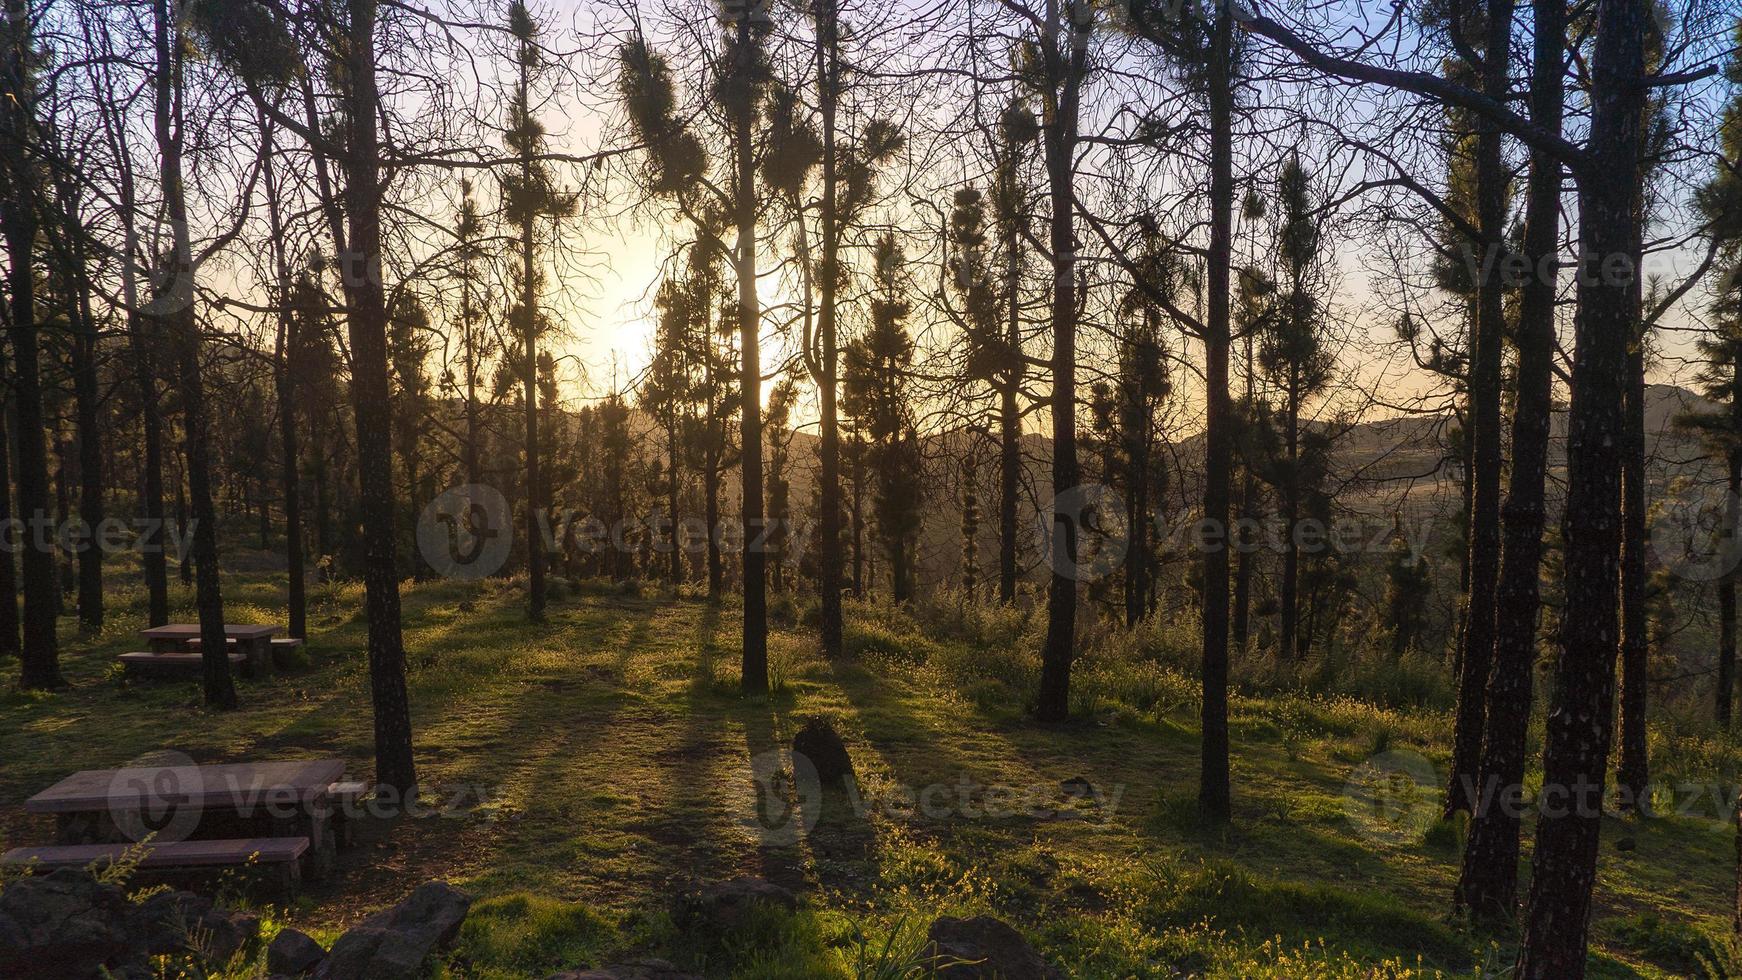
[118,651,247,678]
[2,837,309,893]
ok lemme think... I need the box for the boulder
[128,889,259,964]
[547,959,702,979]
[924,916,1061,980]
[0,867,134,978]
[791,717,854,787]
[675,877,796,933]
[314,881,472,980]
[268,928,327,976]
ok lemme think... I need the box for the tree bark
[2,0,60,690]
[1455,0,1563,919]
[154,0,234,710]
[59,184,104,634]
[732,13,767,695]
[1445,0,1514,817]
[1034,0,1084,723]
[339,0,417,794]
[1197,6,1235,823]
[0,346,20,659]
[1514,0,1648,972]
[1616,303,1649,807]
[1723,449,1739,727]
[816,1,844,655]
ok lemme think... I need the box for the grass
[1,560,1739,977]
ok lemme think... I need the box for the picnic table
[138,624,280,675]
[10,759,348,887]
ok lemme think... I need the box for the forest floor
[0,567,1737,978]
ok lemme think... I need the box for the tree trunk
[1,0,59,689]
[0,349,20,659]
[153,0,234,710]
[1616,303,1649,808]
[338,0,416,794]
[128,308,171,625]
[1446,0,1514,817]
[1279,390,1300,657]
[815,3,845,655]
[61,187,104,634]
[1722,451,1739,727]
[1515,0,1648,972]
[1197,7,1235,823]
[733,14,767,695]
[998,166,1023,607]
[1034,0,1084,723]
[519,53,546,621]
[1455,0,1564,918]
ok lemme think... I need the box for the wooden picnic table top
[25,759,345,815]
[141,623,279,641]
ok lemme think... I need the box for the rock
[675,878,797,933]
[268,928,327,976]
[314,881,472,980]
[0,867,134,978]
[923,915,1061,980]
[1616,837,1638,852]
[547,959,701,979]
[128,889,259,964]
[791,717,854,786]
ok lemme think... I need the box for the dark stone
[314,881,472,980]
[0,867,134,978]
[127,889,259,964]
[675,878,797,933]
[924,915,1061,980]
[268,928,327,976]
[547,959,702,979]
[791,717,854,787]
[1616,837,1637,852]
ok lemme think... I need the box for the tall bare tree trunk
[62,188,104,634]
[154,0,234,710]
[1455,0,1563,918]
[1197,7,1235,823]
[816,0,844,656]
[2,0,60,690]
[1515,0,1648,971]
[1723,449,1740,727]
[731,12,767,695]
[1617,191,1651,808]
[340,0,417,794]
[0,347,20,659]
[1445,0,1514,817]
[1034,0,1084,722]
